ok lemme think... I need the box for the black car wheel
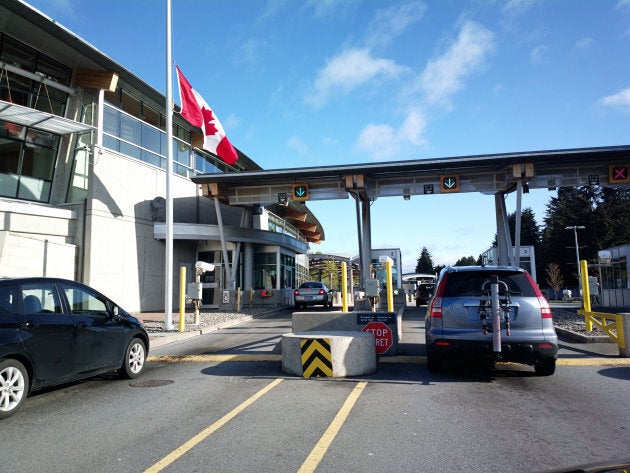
[118,338,146,379]
[534,358,556,376]
[0,359,29,420]
[426,349,443,373]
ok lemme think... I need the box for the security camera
[195,261,215,272]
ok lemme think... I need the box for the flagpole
[164,0,174,330]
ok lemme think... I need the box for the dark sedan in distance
[0,277,149,419]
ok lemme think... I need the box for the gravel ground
[141,305,281,333]
[141,305,603,336]
[551,308,603,335]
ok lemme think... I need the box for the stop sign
[361,321,393,354]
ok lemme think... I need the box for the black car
[415,282,435,306]
[0,277,149,419]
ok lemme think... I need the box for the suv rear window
[442,270,536,298]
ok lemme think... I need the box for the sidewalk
[137,306,286,348]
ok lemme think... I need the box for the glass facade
[0,33,69,202]
[0,121,60,201]
[101,102,233,178]
[600,257,628,290]
[253,252,296,289]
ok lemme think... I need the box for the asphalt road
[2,307,629,473]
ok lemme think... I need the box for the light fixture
[565,225,586,289]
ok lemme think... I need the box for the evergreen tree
[592,187,630,248]
[540,187,598,287]
[415,247,434,274]
[492,207,541,246]
[454,256,476,266]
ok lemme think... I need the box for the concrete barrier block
[281,331,377,377]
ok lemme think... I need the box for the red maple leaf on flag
[201,108,219,136]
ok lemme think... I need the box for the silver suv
[425,266,558,375]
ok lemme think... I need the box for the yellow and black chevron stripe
[301,338,333,377]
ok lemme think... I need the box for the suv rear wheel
[426,350,443,373]
[534,358,556,376]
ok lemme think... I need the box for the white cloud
[599,88,630,112]
[356,124,398,158]
[354,108,426,159]
[574,37,595,52]
[233,38,266,65]
[366,1,427,48]
[304,0,359,18]
[418,21,495,107]
[288,135,309,155]
[530,44,549,64]
[502,0,539,17]
[305,48,406,108]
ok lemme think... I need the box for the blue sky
[27,0,630,272]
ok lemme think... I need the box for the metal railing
[577,260,626,351]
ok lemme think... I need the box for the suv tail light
[429,297,443,317]
[538,297,552,318]
[294,290,299,296]
[429,273,448,318]
[525,271,553,319]
[318,289,325,295]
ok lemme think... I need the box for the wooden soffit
[73,70,119,92]
[283,208,308,222]
[295,221,318,232]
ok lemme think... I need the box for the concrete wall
[0,200,78,279]
[83,149,199,312]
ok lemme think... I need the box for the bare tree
[545,263,564,300]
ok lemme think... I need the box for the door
[17,282,75,382]
[59,282,127,374]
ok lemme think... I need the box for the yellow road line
[298,381,368,473]
[143,378,283,473]
[557,358,630,366]
[147,354,282,363]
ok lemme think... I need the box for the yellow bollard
[386,260,394,312]
[580,260,592,331]
[179,266,186,332]
[341,262,348,313]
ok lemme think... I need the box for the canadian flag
[175,66,238,165]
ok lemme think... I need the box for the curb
[554,326,614,344]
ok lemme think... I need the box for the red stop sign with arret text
[362,321,393,354]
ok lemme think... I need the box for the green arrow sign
[293,184,309,200]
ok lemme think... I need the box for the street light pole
[565,225,586,291]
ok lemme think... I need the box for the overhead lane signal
[292,184,309,201]
[440,175,460,193]
[609,164,630,184]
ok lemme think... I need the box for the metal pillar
[360,200,372,287]
[514,181,523,267]
[243,243,253,290]
[494,193,512,266]
[354,195,363,284]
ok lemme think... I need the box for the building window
[102,101,229,179]
[0,34,69,203]
[0,121,59,202]
[0,34,70,116]
[600,257,628,290]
